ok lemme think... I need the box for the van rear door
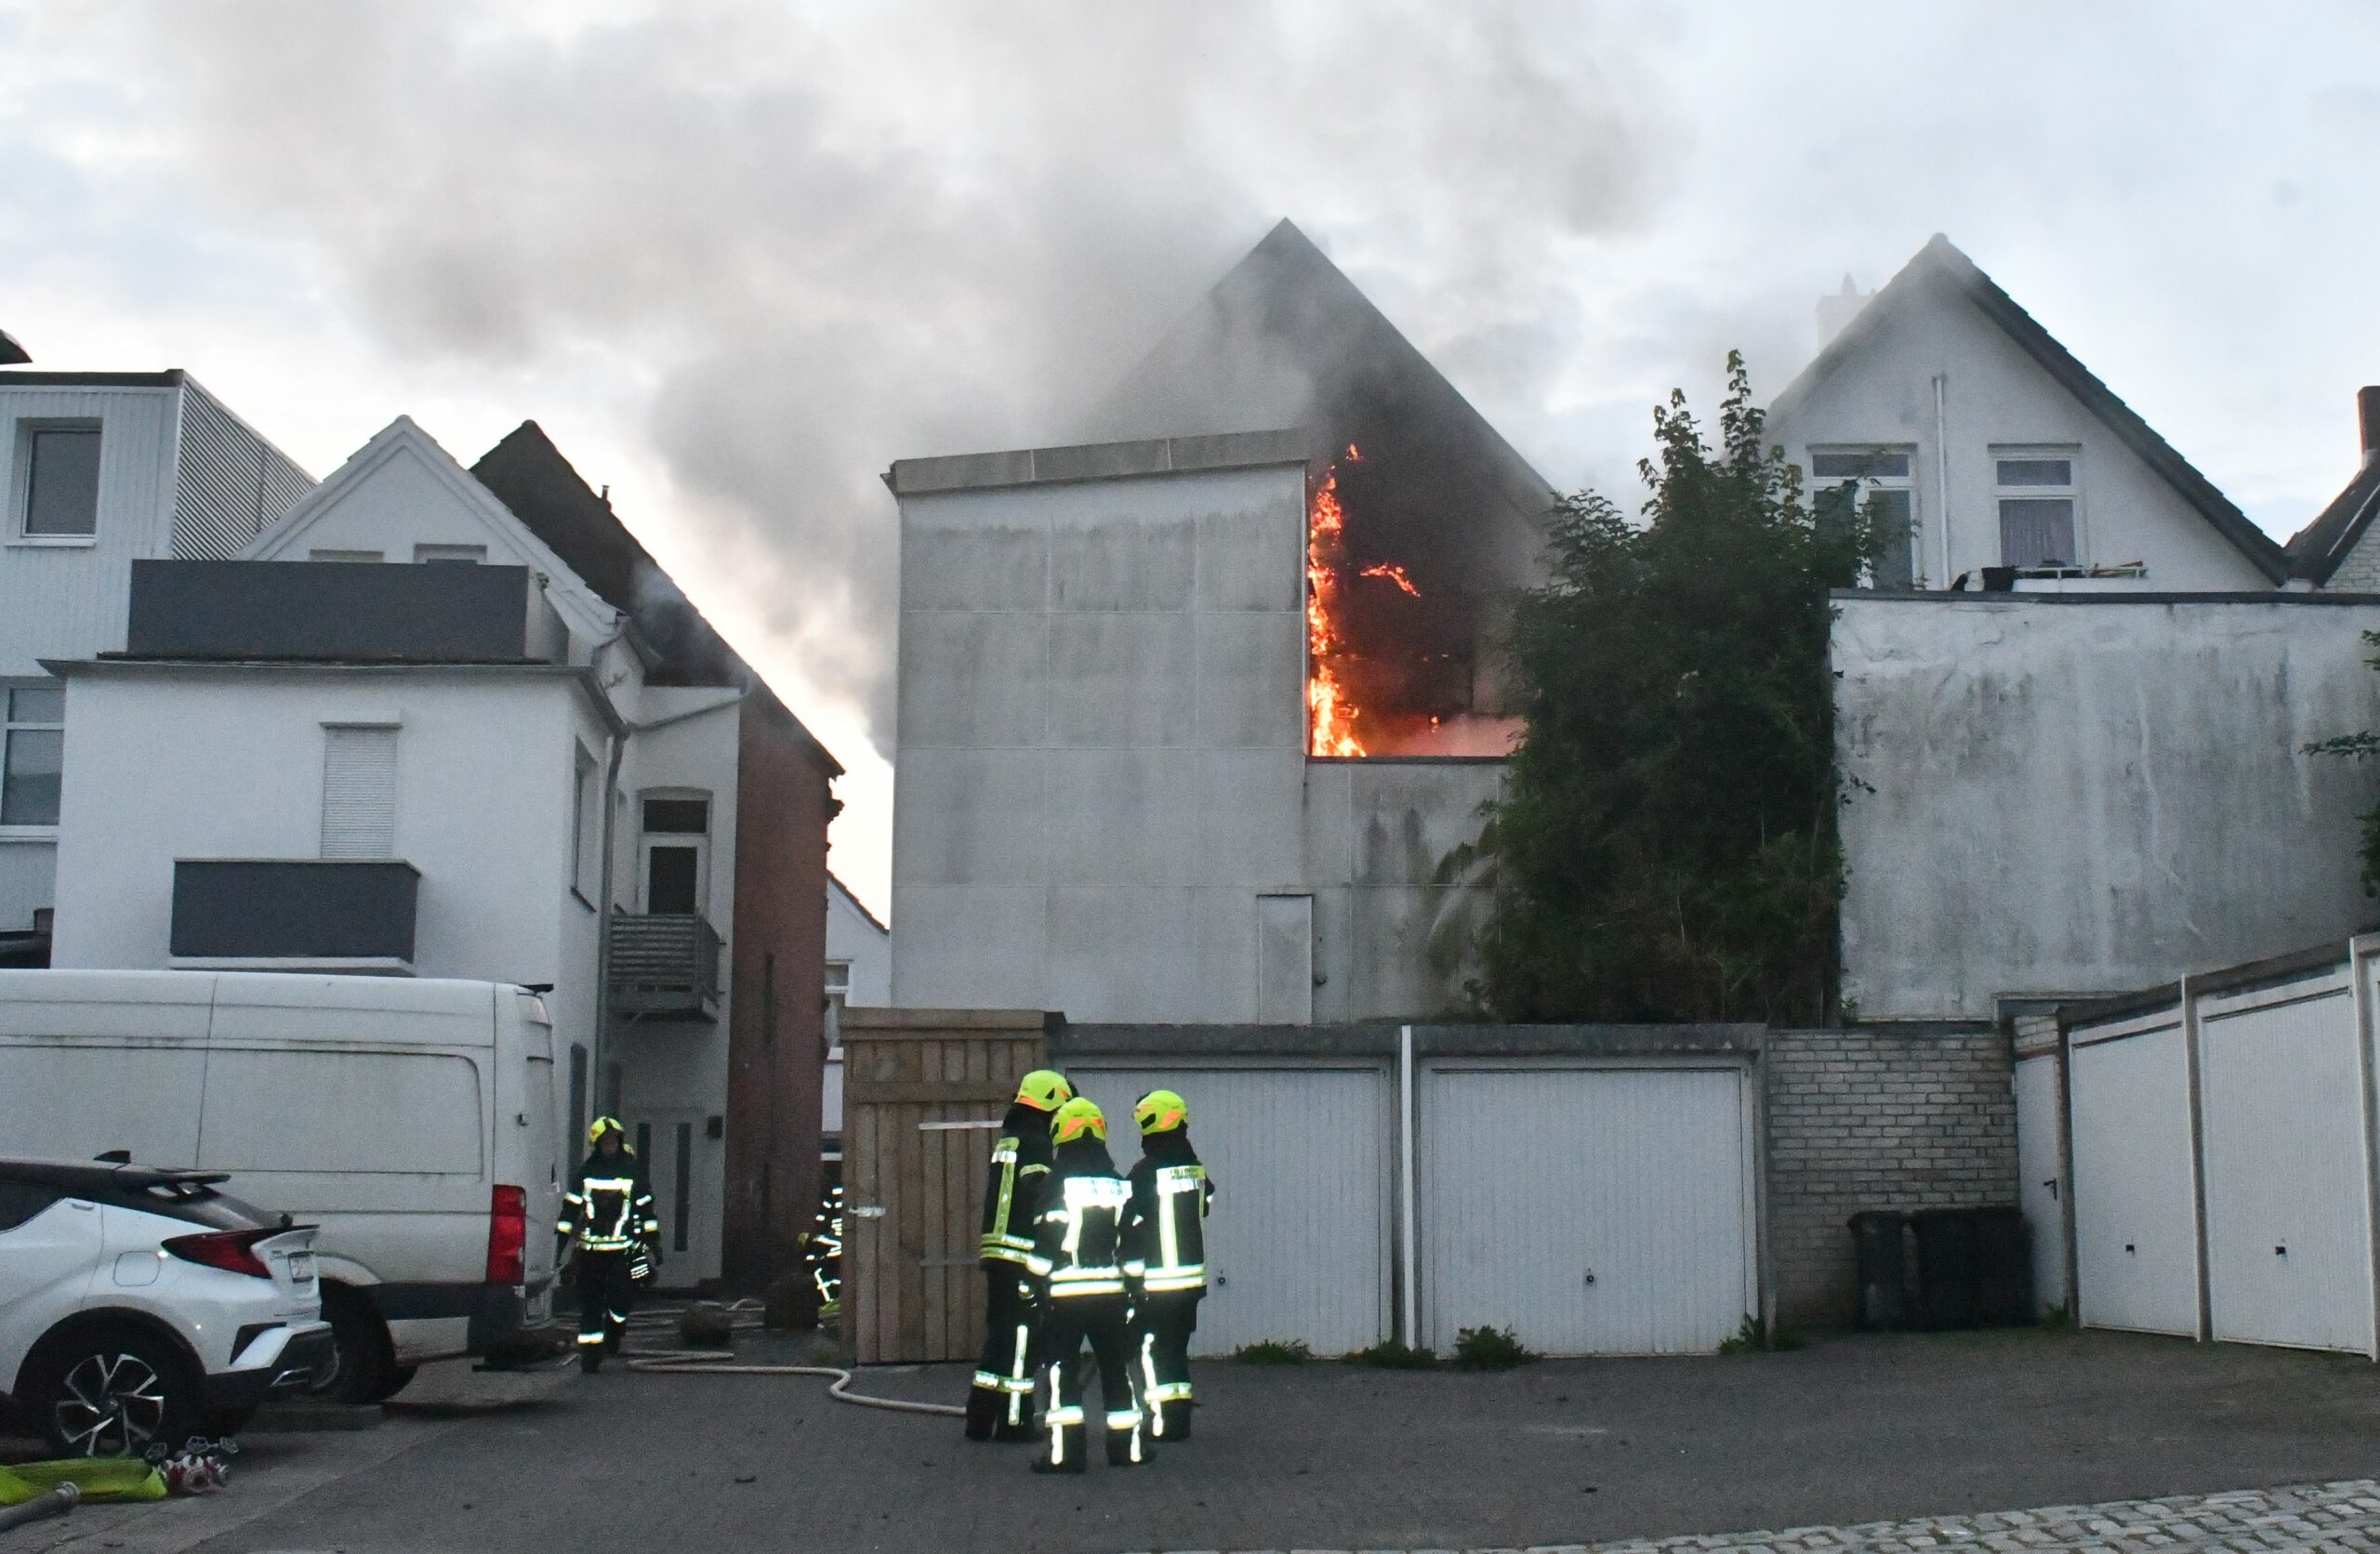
[502,990,562,1289]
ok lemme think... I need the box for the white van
[0,970,562,1402]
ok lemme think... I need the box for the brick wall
[2332,529,2380,592]
[1765,1028,2016,1327]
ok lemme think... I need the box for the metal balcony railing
[610,913,722,1021]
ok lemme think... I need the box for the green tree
[1468,353,1875,1024]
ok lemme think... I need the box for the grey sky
[5,1,2373,911]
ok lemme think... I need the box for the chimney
[2360,386,2380,465]
[1816,275,1871,349]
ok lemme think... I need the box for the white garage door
[1064,1064,1390,1357]
[2069,1017,2198,1337]
[2014,1053,2068,1318]
[1421,1064,1755,1356]
[2200,983,2373,1353]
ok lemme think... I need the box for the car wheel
[362,1364,417,1403]
[304,1286,392,1404]
[37,1328,197,1458]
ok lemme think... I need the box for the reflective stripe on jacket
[1125,1147,1213,1293]
[562,1155,658,1252]
[979,1113,1055,1266]
[1025,1171,1134,1298]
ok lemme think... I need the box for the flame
[1359,562,1421,598]
[1306,461,1364,757]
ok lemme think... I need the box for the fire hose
[0,1483,82,1534]
[616,1301,966,1418]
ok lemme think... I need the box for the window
[310,548,384,563]
[640,794,709,916]
[825,959,850,1047]
[1809,447,1917,589]
[19,423,99,538]
[320,725,398,858]
[1,679,63,826]
[1995,449,2081,568]
[414,544,487,565]
[571,744,599,899]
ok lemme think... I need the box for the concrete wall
[890,436,1502,1022]
[1769,285,2271,590]
[1765,1028,2017,1327]
[1835,594,2380,1022]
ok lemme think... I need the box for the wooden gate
[842,1008,1050,1363]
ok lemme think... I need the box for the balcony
[170,859,420,972]
[125,560,566,664]
[610,913,722,1021]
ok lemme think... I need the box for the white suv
[0,1158,331,1455]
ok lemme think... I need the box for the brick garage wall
[1765,1028,2016,1327]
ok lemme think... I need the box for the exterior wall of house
[722,695,835,1287]
[890,439,1501,1023]
[1765,1027,2017,1327]
[2328,527,2380,593]
[1834,595,2380,1022]
[822,878,891,1144]
[1768,288,2271,590]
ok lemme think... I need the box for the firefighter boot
[1104,1416,1145,1468]
[1030,1424,1088,1474]
[1157,1399,1192,1441]
[991,1388,1036,1442]
[963,1386,1002,1442]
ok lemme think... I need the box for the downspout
[1933,374,1952,586]
[1398,1022,1418,1350]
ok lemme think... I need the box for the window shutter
[321,726,398,859]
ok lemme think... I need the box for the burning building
[884,221,1556,1022]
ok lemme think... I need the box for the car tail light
[163,1228,274,1279]
[487,1184,526,1286]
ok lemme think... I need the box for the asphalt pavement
[7,1327,2380,1554]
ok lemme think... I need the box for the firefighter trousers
[966,1265,1039,1439]
[1040,1293,1142,1468]
[575,1250,634,1365]
[1135,1289,1202,1440]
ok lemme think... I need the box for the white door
[2014,1053,2068,1318]
[2069,1020,2199,1337]
[2200,984,2373,1353]
[628,1111,721,1284]
[1423,1065,1755,1356]
[1063,1065,1389,1356]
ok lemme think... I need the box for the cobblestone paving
[1141,1477,2380,1554]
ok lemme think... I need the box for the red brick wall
[721,692,838,1289]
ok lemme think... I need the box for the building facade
[821,872,889,1160]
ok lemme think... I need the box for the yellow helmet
[1050,1096,1107,1145]
[1014,1069,1074,1113]
[1132,1089,1188,1136]
[588,1116,628,1148]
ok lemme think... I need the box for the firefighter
[558,1117,659,1374]
[966,1069,1075,1441]
[1123,1087,1214,1442]
[1025,1097,1144,1472]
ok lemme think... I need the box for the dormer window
[17,422,100,539]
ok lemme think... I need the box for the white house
[46,415,840,1289]
[2284,387,2380,590]
[0,362,312,964]
[821,870,888,1162]
[1767,236,2289,593]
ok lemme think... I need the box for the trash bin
[1970,1205,2031,1326]
[1910,1207,1979,1329]
[1848,1210,1911,1331]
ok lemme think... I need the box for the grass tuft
[1451,1324,1534,1370]
[1350,1338,1438,1369]
[1232,1338,1315,1365]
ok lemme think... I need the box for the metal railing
[609,913,722,1020]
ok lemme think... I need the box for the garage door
[2069,1017,2198,1337]
[1421,1064,1755,1356]
[2013,1053,2067,1319]
[2200,982,2373,1352]
[1064,1064,1390,1357]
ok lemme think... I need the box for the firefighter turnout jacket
[1124,1132,1213,1295]
[1025,1146,1135,1299]
[562,1151,659,1252]
[979,1101,1059,1269]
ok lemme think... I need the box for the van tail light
[163,1228,274,1280]
[487,1185,527,1286]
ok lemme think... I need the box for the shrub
[1716,1315,1805,1354]
[1232,1338,1315,1365]
[1451,1324,1532,1370]
[1351,1339,1437,1369]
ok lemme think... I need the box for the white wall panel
[2200,986,2373,1353]
[2069,1021,2199,1337]
[2014,1052,2069,1318]
[1063,1063,1389,1356]
[1422,1064,1755,1355]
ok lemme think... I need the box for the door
[2014,1053,2068,1318]
[2069,1019,2198,1337]
[2199,984,2373,1352]
[640,796,710,915]
[1423,1064,1755,1355]
[628,1110,721,1284]
[1064,1065,1390,1356]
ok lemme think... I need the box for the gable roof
[469,421,842,776]
[828,870,887,936]
[2283,456,2380,585]
[1774,234,2290,586]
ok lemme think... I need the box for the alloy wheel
[52,1350,169,1456]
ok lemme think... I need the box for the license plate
[288,1253,317,1283]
